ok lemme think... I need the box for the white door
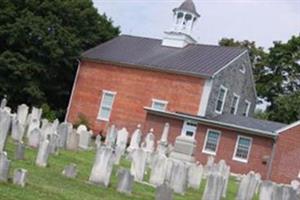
[181,120,198,139]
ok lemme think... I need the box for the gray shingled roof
[174,0,200,17]
[211,113,287,133]
[82,35,246,78]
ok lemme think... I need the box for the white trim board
[198,78,213,116]
[276,120,300,134]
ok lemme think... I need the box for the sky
[93,0,300,49]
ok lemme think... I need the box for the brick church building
[66,0,300,183]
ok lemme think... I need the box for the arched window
[176,12,184,24]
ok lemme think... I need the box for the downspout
[266,136,278,180]
[64,59,81,122]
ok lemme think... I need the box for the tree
[0,0,119,119]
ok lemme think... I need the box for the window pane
[204,131,220,153]
[99,107,111,119]
[102,93,114,107]
[216,87,226,112]
[230,96,238,114]
[152,101,166,111]
[235,137,251,160]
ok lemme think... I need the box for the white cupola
[162,0,200,48]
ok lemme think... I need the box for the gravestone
[236,171,261,200]
[11,116,25,141]
[169,160,188,194]
[95,134,102,148]
[165,159,174,183]
[130,148,147,181]
[216,160,231,198]
[36,139,50,167]
[0,97,7,109]
[15,141,25,160]
[203,156,214,177]
[0,152,10,182]
[13,169,27,187]
[78,130,91,150]
[62,163,77,178]
[272,184,299,200]
[142,128,155,153]
[114,146,124,165]
[127,124,142,152]
[202,173,226,200]
[26,107,42,137]
[259,181,274,200]
[77,124,87,135]
[187,162,203,190]
[149,153,168,186]
[117,168,134,194]
[66,129,80,150]
[105,124,117,148]
[89,146,115,187]
[17,104,29,125]
[157,123,170,155]
[116,128,129,152]
[155,183,174,200]
[48,133,59,155]
[57,122,72,148]
[28,128,41,148]
[0,110,11,151]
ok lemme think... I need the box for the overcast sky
[93,0,299,49]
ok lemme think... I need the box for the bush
[74,113,91,129]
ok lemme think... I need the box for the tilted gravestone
[127,124,142,152]
[155,183,174,200]
[0,110,11,151]
[15,141,25,160]
[187,162,203,190]
[202,172,226,200]
[13,168,27,187]
[0,152,10,182]
[117,168,134,194]
[149,153,168,186]
[105,124,117,148]
[236,171,261,200]
[89,146,115,187]
[36,139,50,167]
[169,160,188,195]
[130,148,147,182]
[62,163,77,178]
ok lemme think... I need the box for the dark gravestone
[15,141,25,160]
[117,168,134,194]
[155,183,173,200]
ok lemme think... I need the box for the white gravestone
[117,168,134,194]
[187,162,203,190]
[105,125,117,148]
[202,172,226,200]
[78,130,92,150]
[0,110,11,151]
[130,148,147,181]
[236,171,261,200]
[169,160,188,195]
[66,129,80,150]
[149,153,168,186]
[127,124,142,152]
[116,127,129,153]
[57,122,73,148]
[28,128,41,148]
[11,116,25,141]
[0,152,10,182]
[36,139,50,167]
[89,147,115,187]
[13,168,27,187]
[157,123,170,155]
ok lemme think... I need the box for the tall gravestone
[0,110,11,151]
[79,130,92,150]
[117,168,134,194]
[156,123,170,155]
[130,148,147,181]
[26,107,42,138]
[149,153,168,186]
[0,97,7,109]
[202,173,226,200]
[89,147,115,187]
[36,139,50,167]
[66,129,80,150]
[11,116,25,141]
[28,128,41,148]
[187,162,203,190]
[105,125,117,148]
[57,122,72,149]
[116,128,129,152]
[127,124,142,152]
[169,160,188,195]
[155,183,174,200]
[0,152,10,182]
[236,171,261,200]
[15,141,25,160]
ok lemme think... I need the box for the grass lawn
[0,139,258,200]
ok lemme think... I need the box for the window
[233,135,252,163]
[181,121,197,138]
[97,90,116,121]
[202,129,221,155]
[239,64,246,74]
[230,94,240,115]
[151,99,168,111]
[215,85,228,114]
[243,100,251,117]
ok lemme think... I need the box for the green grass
[0,139,257,200]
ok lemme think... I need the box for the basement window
[151,99,168,111]
[202,129,221,155]
[233,135,252,163]
[97,90,116,121]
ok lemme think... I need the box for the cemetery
[0,98,299,200]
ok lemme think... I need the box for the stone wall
[205,53,257,118]
[67,60,205,133]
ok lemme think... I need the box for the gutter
[64,59,81,122]
[144,107,277,139]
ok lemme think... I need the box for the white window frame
[215,85,228,114]
[181,120,198,139]
[97,90,116,121]
[239,64,246,74]
[232,135,253,163]
[151,99,168,111]
[243,100,251,117]
[202,129,221,156]
[230,93,240,115]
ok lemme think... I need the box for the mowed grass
[0,139,258,200]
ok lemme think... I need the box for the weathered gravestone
[127,124,142,152]
[155,183,174,200]
[0,110,11,151]
[62,163,77,178]
[57,122,72,149]
[13,168,27,187]
[187,162,203,190]
[26,107,42,137]
[116,128,129,153]
[66,129,80,150]
[0,97,7,109]
[78,130,92,150]
[259,181,274,200]
[17,104,29,125]
[28,128,41,148]
[117,168,134,195]
[157,123,170,155]
[15,141,25,160]
[36,139,50,167]
[142,128,155,153]
[11,116,25,141]
[0,152,10,182]
[130,148,147,181]
[89,147,115,187]
[236,171,261,200]
[149,153,168,186]
[272,184,299,200]
[105,124,117,148]
[216,160,231,198]
[77,124,87,135]
[95,134,102,148]
[203,155,214,177]
[169,160,188,195]
[202,172,226,200]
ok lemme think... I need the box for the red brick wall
[67,60,205,133]
[144,113,273,178]
[271,124,300,184]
